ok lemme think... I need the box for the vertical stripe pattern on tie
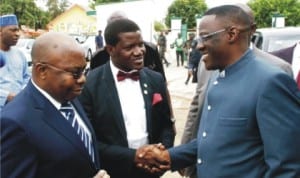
[60,102,95,163]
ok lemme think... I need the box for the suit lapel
[139,69,153,136]
[27,82,97,168]
[102,63,127,137]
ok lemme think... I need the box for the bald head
[31,32,87,103]
[32,32,84,64]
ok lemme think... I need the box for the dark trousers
[176,50,184,66]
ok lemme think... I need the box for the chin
[133,63,144,70]
[205,62,219,71]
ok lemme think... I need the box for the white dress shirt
[110,60,148,149]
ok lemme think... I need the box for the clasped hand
[134,143,171,175]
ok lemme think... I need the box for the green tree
[94,0,123,4]
[46,0,68,19]
[248,0,300,28]
[165,0,207,30]
[0,0,50,29]
[154,21,167,32]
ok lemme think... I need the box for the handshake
[134,143,171,175]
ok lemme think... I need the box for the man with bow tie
[78,18,175,178]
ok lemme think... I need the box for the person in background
[95,30,104,51]
[185,33,202,85]
[157,30,170,67]
[0,51,6,67]
[1,32,110,178]
[89,10,176,134]
[136,5,300,177]
[78,18,175,178]
[172,33,185,67]
[270,41,300,89]
[179,4,294,178]
[0,14,31,112]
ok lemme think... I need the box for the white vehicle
[74,35,96,61]
[252,27,300,52]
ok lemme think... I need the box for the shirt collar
[31,79,61,109]
[219,49,253,78]
[109,60,139,82]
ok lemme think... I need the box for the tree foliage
[165,0,207,30]
[0,0,69,30]
[0,0,49,29]
[154,21,167,32]
[94,0,123,4]
[248,0,300,28]
[47,0,68,19]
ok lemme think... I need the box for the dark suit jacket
[90,41,166,81]
[78,63,175,178]
[270,44,296,64]
[1,81,100,178]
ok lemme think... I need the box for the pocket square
[152,93,163,105]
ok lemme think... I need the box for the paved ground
[161,57,197,178]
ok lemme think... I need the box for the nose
[15,30,20,37]
[77,73,86,84]
[196,40,204,51]
[133,45,145,56]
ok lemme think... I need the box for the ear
[227,26,239,43]
[250,23,257,36]
[34,63,47,80]
[105,45,114,57]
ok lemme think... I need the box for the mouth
[74,88,83,93]
[202,54,209,63]
[12,39,19,44]
[133,58,143,64]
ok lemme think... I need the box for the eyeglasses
[197,28,226,43]
[40,63,87,79]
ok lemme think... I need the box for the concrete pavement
[161,59,197,178]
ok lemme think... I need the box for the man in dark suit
[1,32,109,178]
[89,11,176,134]
[78,18,175,178]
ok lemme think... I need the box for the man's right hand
[135,144,171,175]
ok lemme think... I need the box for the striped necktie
[60,102,95,163]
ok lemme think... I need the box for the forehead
[118,31,142,42]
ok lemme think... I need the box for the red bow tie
[117,70,140,81]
